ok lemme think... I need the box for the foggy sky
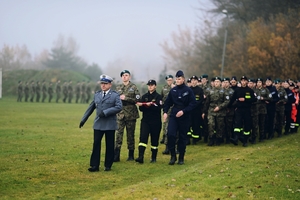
[0,0,211,80]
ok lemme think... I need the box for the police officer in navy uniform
[79,74,122,172]
[135,79,162,163]
[163,70,197,165]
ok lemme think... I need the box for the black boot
[215,137,221,146]
[135,146,145,164]
[186,138,191,145]
[230,134,238,145]
[113,148,120,162]
[127,150,134,161]
[243,135,249,147]
[160,134,165,144]
[162,145,169,155]
[204,136,208,143]
[150,149,158,163]
[249,136,256,144]
[207,136,215,146]
[178,153,184,165]
[168,150,177,165]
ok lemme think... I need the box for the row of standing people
[78,70,299,172]
[17,80,97,103]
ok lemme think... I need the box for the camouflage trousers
[56,93,61,103]
[162,118,169,144]
[115,119,136,150]
[258,114,266,140]
[251,114,259,139]
[207,115,225,139]
[275,109,285,134]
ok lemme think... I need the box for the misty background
[0,0,212,81]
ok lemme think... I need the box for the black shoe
[88,166,99,172]
[169,156,177,165]
[230,137,238,145]
[135,157,144,164]
[150,158,156,163]
[127,156,134,161]
[104,167,111,171]
[242,142,248,147]
[177,159,184,165]
[162,149,170,155]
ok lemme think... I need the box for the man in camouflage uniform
[202,77,229,146]
[81,81,86,103]
[256,78,272,142]
[24,82,29,102]
[248,78,259,144]
[35,81,41,102]
[222,78,235,144]
[68,80,73,103]
[48,82,54,103]
[42,80,47,103]
[55,80,61,103]
[86,81,92,103]
[62,81,68,103]
[30,81,36,102]
[17,81,23,102]
[200,74,210,143]
[114,70,140,162]
[274,79,287,137]
[160,75,174,154]
[75,81,81,103]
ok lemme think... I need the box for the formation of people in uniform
[79,69,300,172]
[17,80,96,103]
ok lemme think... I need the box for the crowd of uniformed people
[17,80,97,103]
[16,70,300,167]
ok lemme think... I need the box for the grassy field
[0,97,300,200]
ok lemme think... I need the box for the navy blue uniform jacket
[163,84,197,118]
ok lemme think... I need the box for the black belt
[122,101,135,106]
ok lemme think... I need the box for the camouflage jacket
[276,87,288,111]
[116,81,140,120]
[256,87,272,114]
[161,84,172,104]
[203,87,229,117]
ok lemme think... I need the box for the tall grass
[0,97,299,199]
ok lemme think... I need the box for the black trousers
[284,110,292,133]
[167,116,189,154]
[265,106,276,138]
[234,107,252,134]
[90,129,115,168]
[139,120,162,148]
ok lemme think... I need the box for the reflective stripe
[245,95,251,99]
[191,134,200,138]
[187,132,192,136]
[295,123,299,127]
[139,143,147,147]
[151,146,158,149]
[234,128,241,132]
[244,131,250,135]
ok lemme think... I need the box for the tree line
[0,35,102,81]
[160,0,300,80]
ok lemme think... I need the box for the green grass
[0,97,300,199]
